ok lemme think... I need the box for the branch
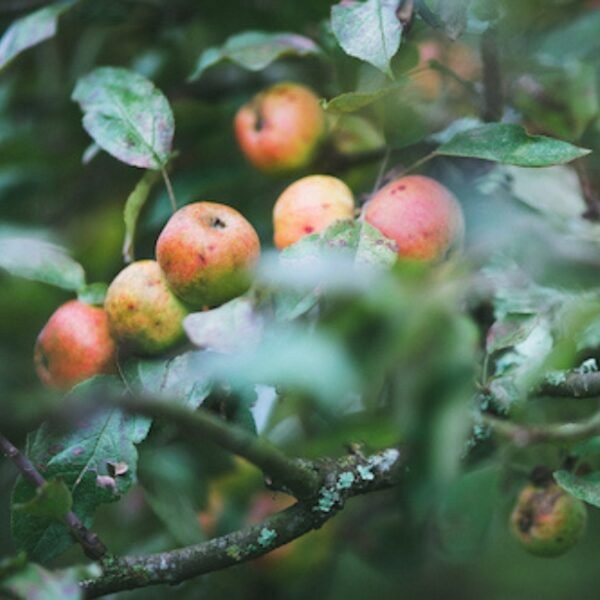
[0,432,107,560]
[480,26,503,122]
[575,160,600,222]
[117,396,321,499]
[537,370,600,398]
[81,447,404,598]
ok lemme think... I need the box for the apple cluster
[34,81,465,390]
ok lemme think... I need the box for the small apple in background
[510,481,587,557]
[234,82,326,174]
[273,175,355,249]
[34,300,116,390]
[105,260,189,355]
[156,202,261,308]
[363,175,464,262]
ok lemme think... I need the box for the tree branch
[118,396,321,499]
[81,447,404,598]
[0,432,108,560]
[537,370,600,398]
[480,27,503,122]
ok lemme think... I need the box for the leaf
[189,31,321,81]
[437,124,591,167]
[554,469,600,508]
[331,0,403,77]
[485,315,536,354]
[77,282,107,306]
[121,350,212,410]
[355,221,398,270]
[122,170,160,263]
[322,85,400,113]
[0,0,76,71]
[0,234,85,291]
[0,563,99,600]
[184,297,264,354]
[14,479,72,522]
[11,377,151,562]
[72,67,174,169]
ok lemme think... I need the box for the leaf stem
[0,431,108,560]
[398,150,437,177]
[161,167,177,213]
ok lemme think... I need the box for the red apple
[234,82,325,174]
[34,300,116,390]
[156,202,261,308]
[273,175,355,249]
[363,175,464,261]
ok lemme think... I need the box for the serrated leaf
[121,350,212,410]
[77,282,107,306]
[122,170,160,263]
[0,235,85,291]
[184,297,264,354]
[331,0,403,77]
[189,31,321,81]
[322,85,400,113]
[14,479,72,522]
[554,469,600,508]
[72,67,174,169]
[11,377,151,562]
[0,0,76,71]
[437,124,591,167]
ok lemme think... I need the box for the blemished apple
[234,82,325,174]
[34,300,116,390]
[156,202,261,308]
[363,175,464,261]
[510,481,587,557]
[105,260,189,355]
[273,175,355,249]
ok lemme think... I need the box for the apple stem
[161,167,177,213]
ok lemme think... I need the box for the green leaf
[322,85,400,113]
[14,479,72,522]
[11,377,151,562]
[121,351,212,410]
[355,221,398,270]
[0,0,76,71]
[122,170,160,263]
[0,234,85,291]
[72,67,174,169]
[77,282,107,306]
[184,297,264,354]
[554,469,600,508]
[331,0,403,77]
[189,31,321,81]
[0,563,95,600]
[437,124,591,167]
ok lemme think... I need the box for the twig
[0,432,107,560]
[575,160,600,221]
[118,396,321,499]
[537,370,600,398]
[480,27,503,122]
[81,447,404,598]
[160,167,177,213]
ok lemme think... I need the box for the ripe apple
[234,82,325,174]
[363,175,464,261]
[510,481,587,557]
[156,202,261,308]
[105,260,189,355]
[34,300,116,390]
[273,175,355,249]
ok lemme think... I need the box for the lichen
[315,487,340,512]
[367,448,399,473]
[336,472,355,490]
[357,465,374,481]
[226,545,243,561]
[258,527,277,548]
[545,370,567,386]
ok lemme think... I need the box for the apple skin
[273,175,355,249]
[105,260,189,355]
[234,82,325,174]
[510,482,587,557]
[363,175,464,261]
[34,300,116,390]
[156,202,261,308]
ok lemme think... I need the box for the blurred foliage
[0,0,599,598]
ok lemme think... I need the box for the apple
[363,175,464,261]
[156,202,261,308]
[234,82,325,174]
[105,260,189,355]
[273,175,355,249]
[510,481,587,557]
[34,300,116,390]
